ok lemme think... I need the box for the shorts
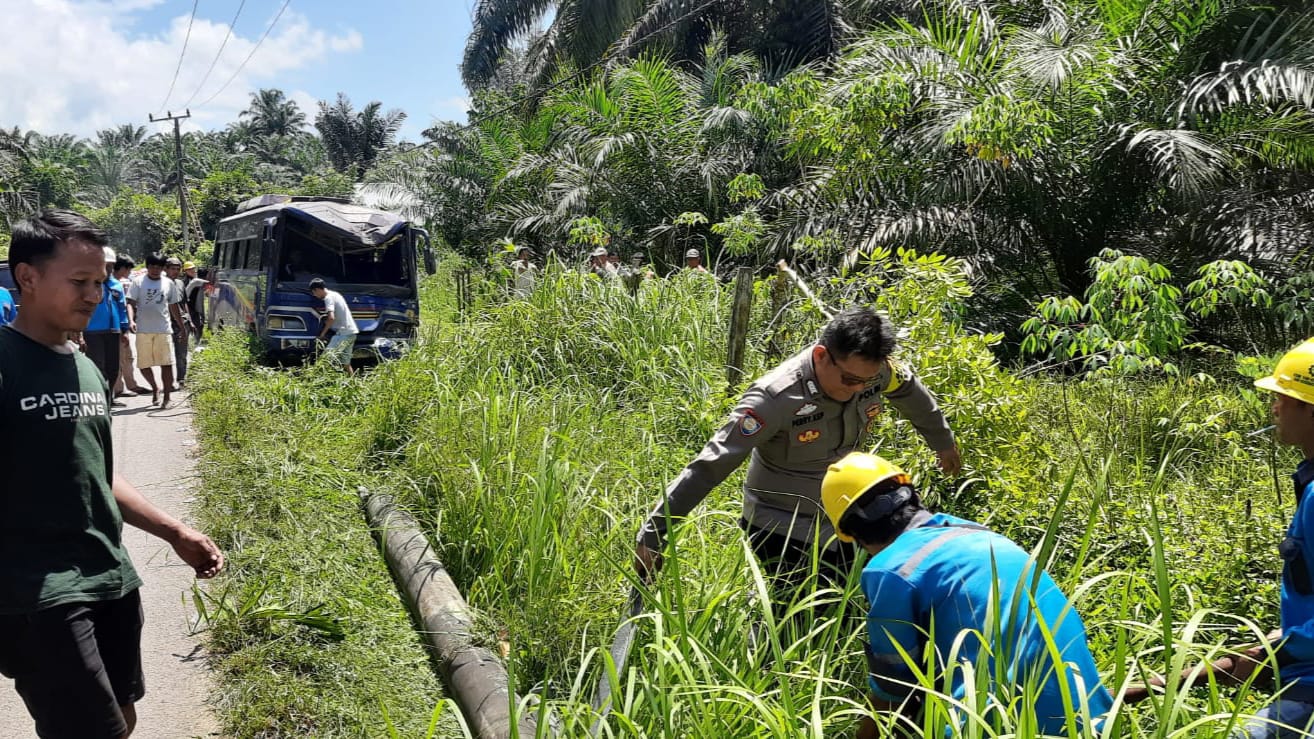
[325,331,357,367]
[135,332,173,368]
[0,590,145,738]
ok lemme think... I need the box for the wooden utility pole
[726,266,754,392]
[148,110,192,254]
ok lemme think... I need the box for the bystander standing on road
[0,209,223,739]
[111,255,148,399]
[76,247,131,406]
[164,258,190,387]
[310,277,358,376]
[182,262,206,345]
[127,253,187,409]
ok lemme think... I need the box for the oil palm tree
[240,88,309,139]
[314,93,406,177]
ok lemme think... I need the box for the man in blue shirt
[76,247,131,405]
[0,286,15,326]
[821,452,1112,737]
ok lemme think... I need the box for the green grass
[189,258,1303,737]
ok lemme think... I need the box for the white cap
[685,248,700,259]
[103,246,116,262]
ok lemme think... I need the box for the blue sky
[0,0,477,142]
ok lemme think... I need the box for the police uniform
[637,347,955,551]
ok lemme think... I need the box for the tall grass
[190,259,1301,737]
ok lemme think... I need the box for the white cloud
[0,1,361,137]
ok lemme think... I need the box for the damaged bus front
[208,195,436,364]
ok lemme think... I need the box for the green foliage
[89,191,180,260]
[295,170,354,199]
[566,216,611,249]
[190,169,261,240]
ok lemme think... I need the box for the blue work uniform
[861,513,1112,734]
[0,287,15,327]
[86,276,129,333]
[1275,459,1314,696]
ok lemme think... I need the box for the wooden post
[456,269,470,317]
[726,266,754,392]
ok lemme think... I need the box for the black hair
[820,307,897,362]
[837,482,926,547]
[114,255,135,271]
[308,277,327,291]
[145,252,167,268]
[8,210,108,271]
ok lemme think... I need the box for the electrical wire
[182,0,249,109]
[195,0,293,108]
[422,0,723,145]
[157,0,201,113]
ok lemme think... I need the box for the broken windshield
[275,220,411,294]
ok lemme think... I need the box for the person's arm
[880,358,961,474]
[318,302,335,341]
[635,389,781,574]
[111,471,223,578]
[113,285,131,334]
[168,283,189,335]
[857,572,924,736]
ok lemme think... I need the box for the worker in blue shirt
[76,247,131,401]
[821,452,1112,738]
[0,286,14,327]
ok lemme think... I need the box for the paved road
[0,375,222,739]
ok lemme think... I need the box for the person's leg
[136,334,159,403]
[94,590,144,739]
[0,599,138,739]
[161,365,175,408]
[1239,698,1314,738]
[173,329,188,385]
[103,333,122,396]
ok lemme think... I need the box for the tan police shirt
[638,347,954,550]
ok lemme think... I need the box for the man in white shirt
[310,278,358,375]
[126,252,187,408]
[512,246,538,297]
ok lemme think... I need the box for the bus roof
[224,196,408,247]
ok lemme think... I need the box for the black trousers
[740,518,860,622]
[83,331,121,390]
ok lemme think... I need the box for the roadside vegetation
[192,251,1298,736]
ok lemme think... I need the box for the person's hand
[1123,678,1163,704]
[129,320,137,333]
[169,527,225,578]
[635,542,663,581]
[936,445,962,476]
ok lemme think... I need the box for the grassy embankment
[190,253,1296,737]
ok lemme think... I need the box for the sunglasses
[826,350,882,388]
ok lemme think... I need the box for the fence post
[726,266,754,392]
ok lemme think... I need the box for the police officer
[634,307,962,593]
[820,452,1111,737]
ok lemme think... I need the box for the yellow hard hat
[822,452,910,543]
[183,261,196,270]
[1255,338,1314,405]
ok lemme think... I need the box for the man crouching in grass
[821,452,1112,738]
[0,210,224,738]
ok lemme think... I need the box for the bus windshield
[275,221,412,295]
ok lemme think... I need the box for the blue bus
[208,194,435,363]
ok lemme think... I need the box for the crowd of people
[10,205,1314,738]
[509,244,712,297]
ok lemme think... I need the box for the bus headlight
[267,315,306,331]
[377,320,415,338]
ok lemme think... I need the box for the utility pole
[148,109,192,254]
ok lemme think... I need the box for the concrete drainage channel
[360,487,549,739]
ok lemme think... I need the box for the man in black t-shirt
[0,210,224,739]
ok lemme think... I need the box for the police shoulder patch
[740,409,766,436]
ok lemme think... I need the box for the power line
[182,0,249,109]
[157,0,201,113]
[422,0,722,146]
[196,0,292,108]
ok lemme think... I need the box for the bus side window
[246,238,261,270]
[216,243,228,271]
